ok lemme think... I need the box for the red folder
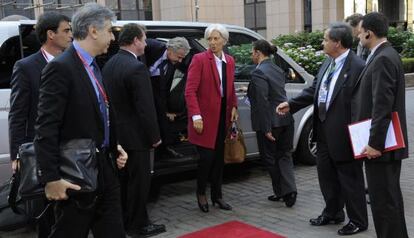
[348,112,406,159]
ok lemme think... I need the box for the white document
[348,119,397,157]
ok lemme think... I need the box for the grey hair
[166,37,191,55]
[71,3,116,40]
[328,22,353,49]
[204,24,229,42]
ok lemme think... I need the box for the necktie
[91,60,110,148]
[318,60,336,122]
[158,59,168,77]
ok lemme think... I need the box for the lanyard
[75,51,108,105]
[40,48,50,63]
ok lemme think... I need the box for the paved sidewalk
[147,157,414,238]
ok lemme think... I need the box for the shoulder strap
[8,170,24,214]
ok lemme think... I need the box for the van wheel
[295,118,317,165]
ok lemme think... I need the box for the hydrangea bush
[282,44,326,76]
[228,27,414,76]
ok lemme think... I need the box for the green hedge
[228,28,414,76]
[402,58,414,73]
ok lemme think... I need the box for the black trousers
[316,125,368,228]
[365,159,408,238]
[196,100,226,200]
[256,124,297,197]
[35,199,54,238]
[120,150,151,231]
[48,154,125,238]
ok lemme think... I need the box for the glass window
[0,36,20,89]
[1,0,35,19]
[244,0,266,36]
[304,0,312,32]
[244,4,255,28]
[256,2,266,28]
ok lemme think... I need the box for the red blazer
[185,49,238,149]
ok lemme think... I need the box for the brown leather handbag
[224,121,246,164]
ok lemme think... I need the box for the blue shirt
[73,41,110,147]
[73,41,101,99]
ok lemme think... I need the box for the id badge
[318,87,328,103]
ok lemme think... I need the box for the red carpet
[178,220,286,238]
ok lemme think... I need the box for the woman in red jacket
[185,24,238,213]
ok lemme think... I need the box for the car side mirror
[287,68,296,81]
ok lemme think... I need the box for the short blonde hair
[204,24,229,43]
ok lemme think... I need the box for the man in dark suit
[277,22,368,235]
[8,12,72,238]
[345,13,370,61]
[247,40,297,207]
[34,4,128,237]
[102,23,166,238]
[144,37,190,159]
[352,12,409,238]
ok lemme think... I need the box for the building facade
[1,0,412,40]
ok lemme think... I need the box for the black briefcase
[18,139,98,199]
[0,177,30,231]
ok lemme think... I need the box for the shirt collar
[334,49,349,65]
[124,49,138,59]
[161,50,168,61]
[256,58,271,68]
[73,41,94,66]
[214,52,227,63]
[368,40,387,58]
[41,48,54,62]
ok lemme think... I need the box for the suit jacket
[351,42,408,161]
[289,50,365,162]
[247,59,293,133]
[144,39,167,68]
[34,45,118,184]
[8,51,46,161]
[185,49,238,149]
[144,39,175,114]
[103,49,160,151]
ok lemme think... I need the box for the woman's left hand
[231,107,238,122]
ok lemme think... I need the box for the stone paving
[147,158,414,238]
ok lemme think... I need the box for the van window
[274,53,305,84]
[20,25,41,58]
[0,24,41,89]
[0,36,20,89]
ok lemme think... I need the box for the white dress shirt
[149,50,168,77]
[41,48,55,63]
[365,40,387,64]
[324,49,349,109]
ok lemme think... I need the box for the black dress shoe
[138,223,166,238]
[338,222,367,236]
[165,146,184,158]
[197,194,209,213]
[309,215,345,226]
[212,199,232,210]
[283,192,297,207]
[268,195,283,202]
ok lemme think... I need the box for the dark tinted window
[0,24,40,89]
[0,35,20,89]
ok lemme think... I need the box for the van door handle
[236,86,248,93]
